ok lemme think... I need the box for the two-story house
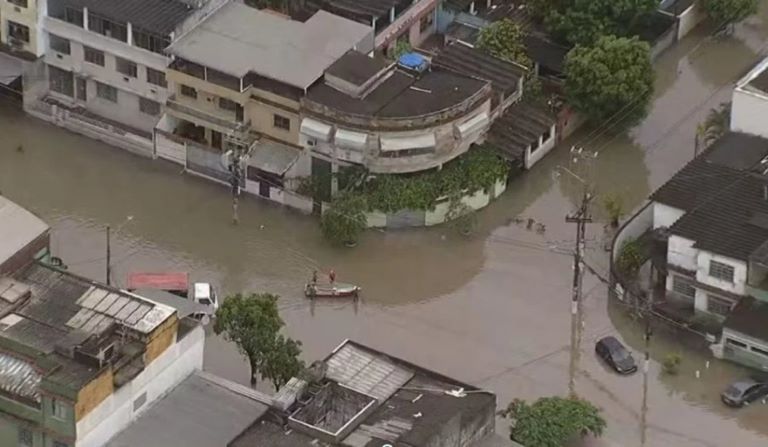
[38,0,198,143]
[156,1,373,184]
[0,0,46,59]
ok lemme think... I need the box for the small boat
[305,282,360,299]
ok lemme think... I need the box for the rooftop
[313,0,401,19]
[167,2,372,89]
[0,262,177,396]
[724,296,768,341]
[305,63,489,121]
[651,132,768,211]
[433,41,525,97]
[325,51,392,87]
[229,339,495,446]
[62,0,193,35]
[0,195,48,270]
[107,371,270,447]
[487,101,556,164]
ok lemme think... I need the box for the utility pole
[105,225,111,286]
[640,267,654,446]
[565,190,592,397]
[226,123,249,225]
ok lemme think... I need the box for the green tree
[702,102,731,145]
[321,193,367,246]
[501,396,607,447]
[393,39,413,59]
[476,19,532,69]
[545,0,658,46]
[704,0,759,31]
[564,35,654,126]
[214,293,304,389]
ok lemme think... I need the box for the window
[726,338,747,349]
[18,428,32,447]
[8,21,30,43]
[133,29,169,54]
[219,97,238,112]
[146,67,167,87]
[273,114,290,130]
[707,295,734,316]
[709,260,735,282]
[49,66,74,97]
[180,84,197,99]
[9,0,28,8]
[752,346,768,357]
[84,46,105,66]
[49,34,70,55]
[116,58,137,78]
[139,98,160,116]
[88,12,128,42]
[51,398,66,420]
[672,275,696,299]
[64,7,84,27]
[96,82,117,102]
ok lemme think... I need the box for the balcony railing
[166,95,247,131]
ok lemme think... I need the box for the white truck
[127,272,219,324]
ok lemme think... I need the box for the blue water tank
[397,52,429,73]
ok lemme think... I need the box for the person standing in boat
[329,269,336,285]
[311,270,318,285]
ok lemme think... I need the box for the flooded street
[2,7,768,446]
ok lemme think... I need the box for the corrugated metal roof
[62,0,193,35]
[0,352,41,403]
[326,343,413,402]
[0,196,49,269]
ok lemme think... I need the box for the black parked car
[595,336,637,374]
[721,378,768,407]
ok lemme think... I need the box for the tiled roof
[63,0,193,35]
[325,342,414,402]
[487,101,556,163]
[433,41,524,96]
[724,297,768,341]
[651,132,768,211]
[670,173,768,261]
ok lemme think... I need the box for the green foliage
[617,239,644,277]
[361,148,508,213]
[662,353,682,375]
[701,102,731,146]
[704,0,759,29]
[476,19,532,69]
[214,293,304,389]
[544,0,658,46]
[501,396,606,447]
[602,193,625,227]
[447,201,478,236]
[321,193,368,246]
[522,75,547,106]
[565,35,654,126]
[393,39,412,59]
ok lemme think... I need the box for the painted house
[157,1,373,190]
[37,0,199,146]
[0,0,46,59]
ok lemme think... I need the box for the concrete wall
[732,87,768,139]
[0,0,45,56]
[611,201,654,264]
[77,325,204,447]
[524,123,556,169]
[0,230,49,276]
[376,0,438,49]
[75,369,114,423]
[717,329,768,370]
[154,118,187,165]
[695,252,747,296]
[667,234,697,271]
[653,202,685,229]
[677,1,707,40]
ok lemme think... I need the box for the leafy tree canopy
[214,293,304,389]
[501,396,607,447]
[543,0,658,46]
[476,19,532,69]
[321,193,368,246]
[704,0,759,30]
[564,35,655,126]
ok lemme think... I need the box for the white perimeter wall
[653,202,685,229]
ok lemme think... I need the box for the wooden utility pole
[105,225,111,285]
[565,191,592,397]
[226,124,249,225]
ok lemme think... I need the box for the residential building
[0,0,46,59]
[731,57,768,140]
[229,339,497,446]
[304,0,440,53]
[0,194,49,276]
[107,339,497,447]
[157,1,373,183]
[105,371,271,447]
[37,0,197,141]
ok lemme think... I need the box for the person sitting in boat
[329,269,336,284]
[311,270,318,285]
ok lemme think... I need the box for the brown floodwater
[2,7,768,445]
